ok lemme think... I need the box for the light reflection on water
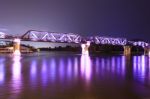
[30,60,37,80]
[11,55,22,99]
[0,57,5,84]
[49,58,56,82]
[80,54,92,85]
[0,53,149,99]
[74,57,78,78]
[0,61,4,84]
[133,55,149,84]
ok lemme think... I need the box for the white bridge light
[81,41,90,55]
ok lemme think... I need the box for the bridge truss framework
[21,30,82,43]
[0,30,149,47]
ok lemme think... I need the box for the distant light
[133,42,137,46]
[145,43,149,46]
[13,50,21,56]
[14,38,20,44]
[86,41,91,46]
[81,44,89,55]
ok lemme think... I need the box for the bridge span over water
[0,30,149,55]
[0,30,149,48]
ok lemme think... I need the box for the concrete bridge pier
[144,47,150,55]
[124,46,131,56]
[81,41,90,55]
[13,38,21,55]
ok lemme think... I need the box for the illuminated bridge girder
[93,36,127,45]
[1,30,149,47]
[21,30,82,43]
[0,32,6,39]
[128,41,149,47]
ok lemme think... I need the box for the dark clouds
[0,0,150,41]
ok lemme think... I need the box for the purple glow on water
[41,59,48,85]
[149,57,150,70]
[106,59,110,71]
[133,56,138,78]
[121,56,125,76]
[0,52,150,99]
[100,58,105,76]
[67,58,72,80]
[30,60,37,78]
[111,57,115,73]
[101,58,105,69]
[80,55,92,85]
[30,60,37,87]
[0,57,5,84]
[116,57,121,74]
[49,58,56,81]
[149,56,150,83]
[133,56,140,74]
[133,56,148,83]
[11,55,22,95]
[12,56,21,80]
[141,56,146,77]
[59,58,65,81]
[94,56,126,78]
[95,58,99,74]
[74,57,78,77]
[42,60,47,73]
[0,64,4,84]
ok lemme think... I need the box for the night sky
[0,0,150,41]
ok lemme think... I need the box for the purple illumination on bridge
[0,30,149,47]
[92,36,127,45]
[21,30,82,43]
[129,41,149,48]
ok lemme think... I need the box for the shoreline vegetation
[38,44,145,55]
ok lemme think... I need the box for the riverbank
[0,45,36,53]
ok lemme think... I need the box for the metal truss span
[21,30,82,43]
[0,32,6,38]
[1,30,149,47]
[128,41,149,48]
[92,36,127,45]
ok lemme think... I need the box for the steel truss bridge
[0,30,149,47]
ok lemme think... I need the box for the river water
[0,52,150,99]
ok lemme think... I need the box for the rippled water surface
[0,52,150,99]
